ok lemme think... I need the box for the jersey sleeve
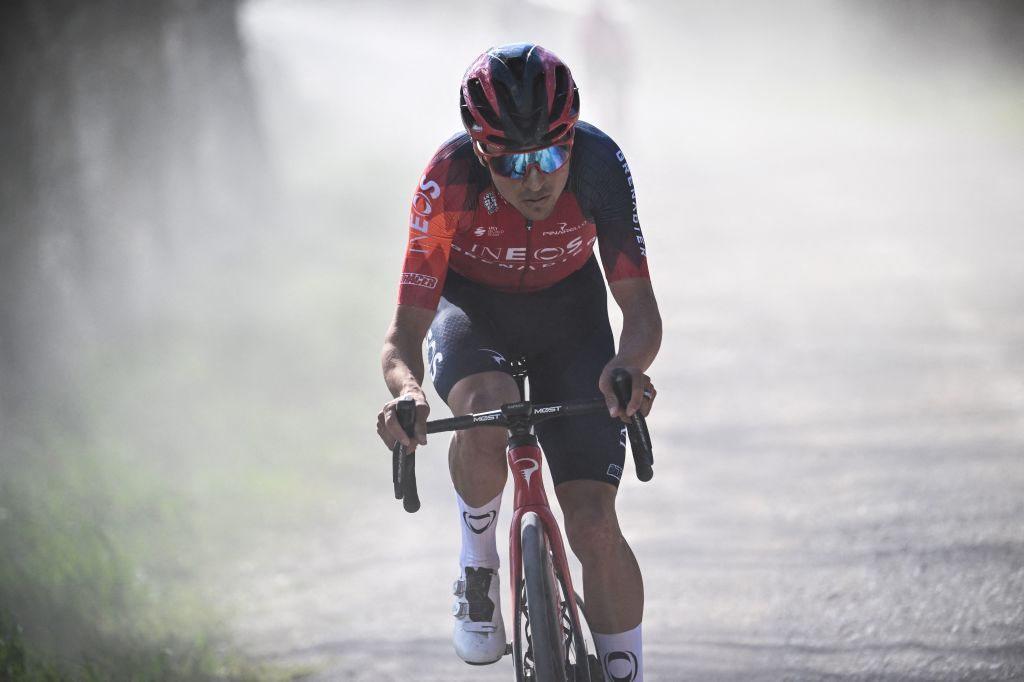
[571,124,650,283]
[397,160,456,310]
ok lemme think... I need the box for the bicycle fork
[507,440,586,658]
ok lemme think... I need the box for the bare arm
[379,304,435,448]
[599,277,663,419]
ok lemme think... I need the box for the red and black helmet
[460,43,580,154]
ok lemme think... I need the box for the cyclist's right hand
[378,392,430,450]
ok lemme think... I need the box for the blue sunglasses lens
[490,144,572,179]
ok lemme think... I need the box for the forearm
[609,277,662,371]
[599,278,663,417]
[382,336,426,399]
[381,303,436,399]
[615,307,662,371]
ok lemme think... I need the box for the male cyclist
[377,43,661,681]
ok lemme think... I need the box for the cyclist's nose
[522,164,545,191]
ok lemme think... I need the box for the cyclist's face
[487,153,570,222]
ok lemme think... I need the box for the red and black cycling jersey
[398,121,649,310]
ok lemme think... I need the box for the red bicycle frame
[507,440,585,659]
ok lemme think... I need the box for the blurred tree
[868,0,1024,66]
[0,0,272,416]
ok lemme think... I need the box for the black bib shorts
[427,257,627,488]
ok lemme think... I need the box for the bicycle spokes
[518,564,592,682]
[560,599,575,663]
[521,583,538,677]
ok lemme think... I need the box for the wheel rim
[517,512,568,681]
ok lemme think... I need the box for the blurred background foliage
[1,0,1023,679]
[0,0,342,678]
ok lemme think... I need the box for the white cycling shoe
[452,566,506,665]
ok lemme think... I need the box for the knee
[449,374,518,455]
[454,423,506,456]
[563,503,624,566]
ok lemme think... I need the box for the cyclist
[377,43,661,681]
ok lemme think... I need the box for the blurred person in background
[378,43,661,681]
[580,0,633,133]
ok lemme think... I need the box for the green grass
[0,611,305,681]
[0,410,283,681]
[0,327,335,679]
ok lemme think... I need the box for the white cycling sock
[457,492,502,570]
[593,624,643,682]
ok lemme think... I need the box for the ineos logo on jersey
[603,651,639,682]
[463,511,497,535]
[452,235,594,268]
[412,193,433,217]
[409,176,441,233]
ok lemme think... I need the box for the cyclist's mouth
[523,194,549,205]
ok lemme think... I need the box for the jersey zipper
[520,219,532,288]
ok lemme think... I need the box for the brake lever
[611,369,654,482]
[392,397,421,512]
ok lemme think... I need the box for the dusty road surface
[217,2,1024,680]
[216,138,1024,681]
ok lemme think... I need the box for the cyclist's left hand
[598,364,656,422]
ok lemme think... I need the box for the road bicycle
[390,359,654,682]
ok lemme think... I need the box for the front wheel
[519,512,568,681]
[516,512,599,681]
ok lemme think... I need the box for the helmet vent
[531,72,546,115]
[549,65,568,123]
[493,80,514,113]
[544,123,568,144]
[467,78,502,130]
[505,54,528,81]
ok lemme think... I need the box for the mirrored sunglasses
[486,142,573,180]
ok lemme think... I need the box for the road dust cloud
[1,0,1021,678]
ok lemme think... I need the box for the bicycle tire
[520,511,568,681]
